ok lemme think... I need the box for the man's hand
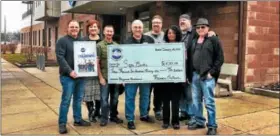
[99,77,106,86]
[207,73,213,79]
[208,31,216,37]
[70,71,77,78]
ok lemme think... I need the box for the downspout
[238,1,245,91]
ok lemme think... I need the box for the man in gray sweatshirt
[144,15,165,121]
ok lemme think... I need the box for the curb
[245,87,279,99]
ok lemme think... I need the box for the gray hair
[131,19,143,27]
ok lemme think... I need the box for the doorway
[102,15,125,43]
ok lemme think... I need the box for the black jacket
[182,28,197,81]
[123,35,155,44]
[187,36,224,82]
[55,35,82,77]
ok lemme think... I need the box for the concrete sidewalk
[1,59,279,135]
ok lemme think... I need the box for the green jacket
[97,39,118,80]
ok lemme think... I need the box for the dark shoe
[207,128,217,135]
[155,112,163,121]
[188,123,205,130]
[140,116,155,123]
[59,124,67,134]
[127,121,136,130]
[172,123,180,130]
[162,123,169,129]
[100,120,108,127]
[74,119,91,126]
[110,117,123,124]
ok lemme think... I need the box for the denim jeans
[125,83,151,121]
[191,72,217,128]
[58,76,85,125]
[100,83,120,121]
[179,83,194,117]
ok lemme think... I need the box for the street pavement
[1,59,279,135]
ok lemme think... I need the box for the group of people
[55,13,224,135]
[78,60,95,72]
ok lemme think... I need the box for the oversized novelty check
[74,41,98,77]
[107,43,186,83]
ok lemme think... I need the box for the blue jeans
[100,83,120,121]
[125,83,151,121]
[179,84,194,117]
[58,76,85,125]
[191,72,217,128]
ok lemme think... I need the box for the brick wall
[20,23,44,47]
[58,13,96,39]
[146,1,240,89]
[185,1,240,89]
[244,1,279,87]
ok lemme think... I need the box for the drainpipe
[238,1,245,91]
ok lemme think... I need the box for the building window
[33,31,35,45]
[48,28,51,47]
[55,27,58,44]
[35,31,37,46]
[38,30,41,46]
[79,22,84,38]
[138,11,150,33]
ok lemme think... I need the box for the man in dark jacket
[55,20,91,134]
[187,18,224,135]
[178,14,197,123]
[179,14,217,124]
[123,20,155,130]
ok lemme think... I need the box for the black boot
[86,101,96,122]
[93,100,101,118]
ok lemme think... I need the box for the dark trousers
[147,83,163,113]
[100,83,120,121]
[162,83,183,124]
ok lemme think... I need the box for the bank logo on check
[112,48,122,61]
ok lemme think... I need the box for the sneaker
[110,117,123,124]
[59,124,67,134]
[162,123,169,129]
[207,128,217,135]
[140,116,155,123]
[187,123,205,130]
[74,119,91,126]
[127,121,136,130]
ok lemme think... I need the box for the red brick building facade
[244,1,279,88]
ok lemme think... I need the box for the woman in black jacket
[161,25,184,130]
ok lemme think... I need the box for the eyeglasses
[196,26,206,29]
[152,22,162,24]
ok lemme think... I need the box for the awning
[63,1,153,15]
